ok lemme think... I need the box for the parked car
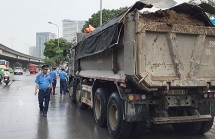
[14,67,23,75]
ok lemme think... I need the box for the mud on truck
[67,1,215,139]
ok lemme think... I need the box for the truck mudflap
[198,99,215,116]
[125,102,149,122]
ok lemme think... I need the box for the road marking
[19,99,23,106]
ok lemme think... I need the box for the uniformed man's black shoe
[43,114,47,117]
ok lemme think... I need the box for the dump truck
[68,1,215,139]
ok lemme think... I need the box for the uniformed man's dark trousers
[60,79,66,94]
[52,79,56,94]
[38,89,51,114]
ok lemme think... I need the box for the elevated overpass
[0,43,44,68]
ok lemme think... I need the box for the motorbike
[3,76,10,85]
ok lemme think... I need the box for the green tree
[44,38,71,62]
[44,57,56,67]
[188,0,215,18]
[82,7,128,32]
[13,62,22,68]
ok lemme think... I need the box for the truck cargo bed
[74,2,215,91]
[135,17,215,88]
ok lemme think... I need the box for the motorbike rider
[3,68,11,78]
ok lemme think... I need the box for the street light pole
[100,0,102,26]
[9,38,17,49]
[48,22,59,47]
[24,44,29,55]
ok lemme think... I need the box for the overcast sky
[0,0,187,54]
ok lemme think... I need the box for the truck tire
[197,119,214,134]
[172,122,202,135]
[129,121,147,139]
[76,84,88,110]
[93,88,110,127]
[107,92,132,139]
[69,81,76,104]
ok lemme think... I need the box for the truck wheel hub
[76,90,81,102]
[109,104,118,130]
[95,98,101,119]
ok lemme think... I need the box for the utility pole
[24,44,29,55]
[100,0,102,26]
[9,38,17,49]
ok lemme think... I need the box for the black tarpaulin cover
[75,25,119,59]
[74,1,151,59]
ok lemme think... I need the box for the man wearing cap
[34,64,53,117]
[59,68,67,95]
[50,67,57,95]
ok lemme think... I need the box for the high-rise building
[29,46,36,57]
[36,32,56,58]
[62,19,86,42]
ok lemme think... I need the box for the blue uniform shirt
[59,71,67,80]
[50,70,57,80]
[35,73,53,90]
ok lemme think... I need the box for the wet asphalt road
[0,72,215,139]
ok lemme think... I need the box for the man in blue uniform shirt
[59,68,67,95]
[34,64,53,117]
[50,67,57,95]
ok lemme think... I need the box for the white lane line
[19,99,23,106]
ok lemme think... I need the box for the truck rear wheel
[69,81,76,104]
[197,119,214,134]
[172,122,202,135]
[93,88,110,127]
[107,92,132,139]
[76,84,88,110]
[129,121,147,139]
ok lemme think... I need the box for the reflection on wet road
[0,72,215,139]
